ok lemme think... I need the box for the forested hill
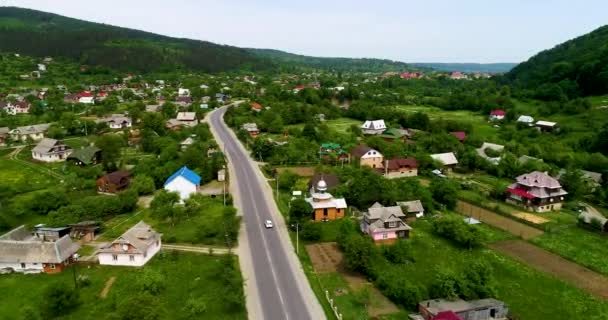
[0,7,274,73]
[506,25,608,98]
[247,48,411,72]
[410,62,517,73]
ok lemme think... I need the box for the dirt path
[100,276,116,299]
[456,201,544,240]
[491,240,608,299]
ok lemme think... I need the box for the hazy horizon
[2,0,607,64]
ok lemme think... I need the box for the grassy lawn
[531,226,608,275]
[395,105,500,141]
[77,244,97,257]
[0,252,246,319]
[98,196,238,247]
[404,220,608,320]
[324,117,361,134]
[0,155,59,189]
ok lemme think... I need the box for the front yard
[0,252,246,319]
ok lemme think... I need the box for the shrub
[41,282,80,318]
[300,221,322,241]
[136,269,166,295]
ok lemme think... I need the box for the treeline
[0,7,274,73]
[505,24,608,98]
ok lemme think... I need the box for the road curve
[206,103,326,320]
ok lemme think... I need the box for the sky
[2,0,607,63]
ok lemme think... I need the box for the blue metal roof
[164,166,202,186]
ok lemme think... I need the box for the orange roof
[250,102,262,110]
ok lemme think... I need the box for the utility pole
[276,174,279,202]
[296,222,299,256]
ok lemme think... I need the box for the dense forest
[410,63,517,73]
[248,48,412,72]
[506,24,608,99]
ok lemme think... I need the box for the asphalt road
[208,104,325,320]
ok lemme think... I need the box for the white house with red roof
[78,91,95,104]
[506,171,567,212]
[450,72,467,80]
[490,110,506,121]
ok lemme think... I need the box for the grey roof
[396,200,424,213]
[96,114,131,125]
[367,204,406,221]
[32,138,66,154]
[98,221,160,255]
[515,171,562,189]
[10,123,51,135]
[518,155,543,164]
[176,112,197,121]
[431,152,458,166]
[145,105,161,112]
[419,298,506,315]
[242,123,259,132]
[578,211,608,226]
[0,226,80,263]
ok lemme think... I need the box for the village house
[96,170,132,193]
[31,138,73,162]
[0,225,80,274]
[383,157,418,178]
[489,109,506,121]
[476,142,504,165]
[517,115,535,126]
[396,200,425,218]
[145,104,161,113]
[450,72,467,80]
[506,171,568,212]
[67,146,101,166]
[175,112,198,127]
[97,114,132,129]
[242,123,260,138]
[380,128,406,142]
[9,123,51,142]
[0,127,9,146]
[360,120,387,135]
[450,131,467,143]
[0,101,30,115]
[351,145,384,169]
[305,179,347,221]
[319,143,350,163]
[164,166,201,201]
[175,96,193,107]
[361,203,412,244]
[97,221,161,267]
[216,93,231,103]
[431,152,458,171]
[535,120,559,132]
[180,137,194,151]
[69,221,101,242]
[178,88,190,96]
[96,91,108,102]
[418,298,509,320]
[250,102,263,112]
[78,91,95,104]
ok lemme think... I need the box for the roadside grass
[531,226,608,276]
[405,220,608,320]
[0,252,246,319]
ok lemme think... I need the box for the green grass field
[402,220,608,320]
[98,196,237,247]
[324,117,361,134]
[0,252,246,320]
[531,226,608,275]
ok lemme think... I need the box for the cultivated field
[456,201,544,239]
[491,240,608,299]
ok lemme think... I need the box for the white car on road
[264,220,273,228]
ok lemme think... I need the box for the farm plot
[456,201,544,240]
[491,240,608,299]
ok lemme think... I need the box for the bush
[383,240,414,264]
[300,221,322,241]
[432,215,487,249]
[136,269,166,295]
[131,175,156,195]
[41,282,80,318]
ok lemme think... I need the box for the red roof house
[490,110,506,120]
[450,131,467,142]
[250,102,263,112]
[384,157,418,178]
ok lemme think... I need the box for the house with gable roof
[0,225,80,274]
[360,120,387,135]
[361,203,412,244]
[164,166,201,201]
[97,221,161,267]
[506,171,567,212]
[31,138,73,162]
[351,145,384,169]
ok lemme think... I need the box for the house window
[20,263,26,269]
[129,255,135,262]
[388,221,397,228]
[112,254,118,261]
[49,263,56,269]
[144,252,147,258]
[382,232,388,239]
